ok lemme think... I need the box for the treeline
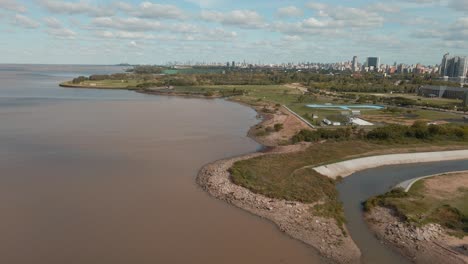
[71,68,462,97]
[71,73,134,84]
[292,122,468,143]
[126,65,164,74]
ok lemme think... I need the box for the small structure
[332,122,341,126]
[349,117,374,126]
[322,119,332,126]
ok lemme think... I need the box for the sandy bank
[196,146,361,264]
[313,150,468,179]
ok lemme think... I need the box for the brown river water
[0,65,324,264]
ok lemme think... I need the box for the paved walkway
[394,170,468,192]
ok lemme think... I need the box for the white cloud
[281,35,302,42]
[305,2,385,29]
[42,16,76,39]
[91,16,200,34]
[94,30,157,40]
[448,0,468,12]
[200,10,265,29]
[46,27,76,39]
[411,17,468,42]
[43,17,62,28]
[277,6,303,18]
[366,3,401,13]
[92,17,164,31]
[119,2,186,20]
[185,0,224,8]
[37,0,113,17]
[0,0,26,12]
[13,14,40,29]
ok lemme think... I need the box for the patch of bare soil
[285,83,308,94]
[249,106,310,146]
[361,114,426,126]
[424,173,468,200]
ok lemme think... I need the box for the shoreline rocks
[196,150,362,264]
[366,206,468,264]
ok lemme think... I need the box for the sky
[0,0,467,65]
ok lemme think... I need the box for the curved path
[394,170,468,192]
[313,149,468,179]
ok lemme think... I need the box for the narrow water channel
[337,160,468,264]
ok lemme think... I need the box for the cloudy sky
[0,0,467,65]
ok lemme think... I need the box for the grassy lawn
[174,85,303,104]
[365,173,468,237]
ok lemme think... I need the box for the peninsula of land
[62,67,468,263]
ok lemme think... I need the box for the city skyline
[1,0,468,65]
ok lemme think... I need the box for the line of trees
[292,122,468,143]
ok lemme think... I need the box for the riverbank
[366,207,467,264]
[196,146,361,264]
[365,171,468,264]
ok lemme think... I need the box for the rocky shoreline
[196,147,362,264]
[366,207,468,264]
[193,100,362,263]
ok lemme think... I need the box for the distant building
[439,53,468,78]
[440,53,450,76]
[418,85,468,100]
[366,57,380,71]
[352,56,358,72]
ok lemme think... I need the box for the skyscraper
[352,56,358,72]
[440,53,450,76]
[366,57,380,70]
[440,53,468,77]
[455,57,467,77]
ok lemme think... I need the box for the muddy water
[338,160,468,264]
[0,65,323,264]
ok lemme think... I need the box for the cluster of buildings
[166,53,468,81]
[440,53,468,82]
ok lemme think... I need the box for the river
[338,160,468,264]
[0,65,323,264]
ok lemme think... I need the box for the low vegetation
[364,174,468,238]
[292,121,468,144]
